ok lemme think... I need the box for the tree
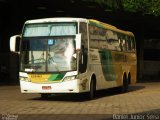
[122,0,160,16]
[82,0,160,16]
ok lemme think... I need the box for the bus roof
[24,17,134,37]
[25,17,88,24]
[89,19,134,37]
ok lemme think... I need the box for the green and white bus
[10,17,137,99]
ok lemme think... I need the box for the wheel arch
[89,73,96,90]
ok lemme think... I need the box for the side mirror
[10,35,21,53]
[75,34,81,50]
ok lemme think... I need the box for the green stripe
[89,21,105,29]
[99,49,116,81]
[48,74,65,81]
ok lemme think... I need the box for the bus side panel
[111,51,137,86]
[89,49,137,90]
[126,52,137,84]
[89,49,117,90]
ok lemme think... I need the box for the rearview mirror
[75,34,81,50]
[10,35,21,53]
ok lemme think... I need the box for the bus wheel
[128,73,131,85]
[121,74,128,93]
[41,93,50,99]
[89,78,96,100]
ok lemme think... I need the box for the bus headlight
[63,75,76,82]
[19,77,31,82]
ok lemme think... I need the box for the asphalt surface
[0,82,160,120]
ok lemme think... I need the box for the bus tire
[121,74,128,93]
[89,78,96,100]
[128,73,131,85]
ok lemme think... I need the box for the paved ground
[0,82,160,120]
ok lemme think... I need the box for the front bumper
[20,79,80,93]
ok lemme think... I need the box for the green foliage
[122,0,160,16]
[82,0,160,16]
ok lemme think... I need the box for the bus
[10,17,137,99]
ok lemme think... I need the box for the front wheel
[89,79,96,100]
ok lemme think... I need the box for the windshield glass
[20,36,77,72]
[23,22,77,37]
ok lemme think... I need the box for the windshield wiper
[24,64,42,72]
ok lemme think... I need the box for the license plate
[42,86,52,90]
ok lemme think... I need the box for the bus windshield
[23,22,77,37]
[20,36,77,72]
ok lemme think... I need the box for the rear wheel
[121,74,128,93]
[128,73,131,85]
